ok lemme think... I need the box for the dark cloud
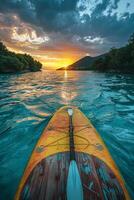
[89,13,134,42]
[126,2,130,8]
[29,0,80,32]
[91,0,111,17]
[0,0,134,57]
[111,0,120,9]
[0,0,79,32]
[0,0,36,24]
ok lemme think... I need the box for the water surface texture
[0,70,134,200]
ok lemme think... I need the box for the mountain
[58,54,105,70]
[58,33,134,73]
[0,42,42,73]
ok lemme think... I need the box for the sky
[0,0,134,69]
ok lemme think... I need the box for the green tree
[0,42,42,73]
[0,42,8,54]
[128,33,134,45]
[91,33,134,72]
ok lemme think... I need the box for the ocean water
[0,70,134,200]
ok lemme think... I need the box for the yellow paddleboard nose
[15,106,131,200]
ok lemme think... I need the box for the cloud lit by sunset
[0,0,134,69]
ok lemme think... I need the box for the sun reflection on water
[60,70,78,105]
[64,70,68,79]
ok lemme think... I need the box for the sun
[42,57,74,69]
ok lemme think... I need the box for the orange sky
[0,19,89,69]
[6,40,87,69]
[0,14,102,69]
[0,1,134,70]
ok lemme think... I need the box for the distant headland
[0,42,42,73]
[58,34,134,73]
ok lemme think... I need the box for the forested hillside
[0,42,42,73]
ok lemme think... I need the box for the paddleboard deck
[15,106,130,200]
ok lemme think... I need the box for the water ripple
[0,71,134,199]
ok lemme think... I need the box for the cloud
[0,0,36,24]
[0,0,133,42]
[0,0,134,67]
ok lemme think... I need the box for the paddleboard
[15,106,130,200]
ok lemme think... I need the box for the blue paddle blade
[67,160,83,200]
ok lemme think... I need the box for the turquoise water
[0,70,134,200]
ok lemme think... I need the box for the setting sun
[5,42,84,69]
[40,59,72,69]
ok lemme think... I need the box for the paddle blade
[67,160,83,200]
